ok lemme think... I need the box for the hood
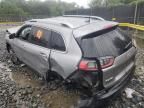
[6,26,22,34]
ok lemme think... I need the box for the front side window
[29,26,51,48]
[51,31,66,51]
[17,26,32,41]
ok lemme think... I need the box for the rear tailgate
[74,24,136,88]
[102,46,136,88]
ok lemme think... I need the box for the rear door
[22,26,51,77]
[49,31,67,78]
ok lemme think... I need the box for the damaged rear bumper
[95,66,135,100]
[77,66,135,108]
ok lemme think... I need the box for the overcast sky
[39,0,90,8]
[60,0,89,8]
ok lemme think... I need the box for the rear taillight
[79,56,114,71]
[79,60,98,71]
[99,56,114,69]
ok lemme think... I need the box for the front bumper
[77,66,135,108]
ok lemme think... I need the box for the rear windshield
[77,27,132,58]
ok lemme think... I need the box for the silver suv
[5,15,136,107]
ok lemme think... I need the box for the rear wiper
[124,42,132,50]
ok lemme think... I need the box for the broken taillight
[79,60,98,71]
[79,56,114,71]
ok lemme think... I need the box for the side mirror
[9,33,16,39]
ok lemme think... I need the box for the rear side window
[51,31,66,51]
[78,27,132,58]
[29,27,51,48]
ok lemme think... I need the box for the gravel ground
[0,26,144,108]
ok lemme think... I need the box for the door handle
[40,52,48,59]
[22,44,26,48]
[40,52,46,55]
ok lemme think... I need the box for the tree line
[89,0,144,8]
[0,0,144,17]
[0,0,79,16]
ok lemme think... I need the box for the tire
[46,71,63,90]
[9,48,21,65]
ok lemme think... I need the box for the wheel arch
[45,70,64,82]
[6,43,11,53]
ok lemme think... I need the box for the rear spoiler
[73,22,119,38]
[82,25,118,39]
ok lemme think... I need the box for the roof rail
[63,15,105,21]
[26,19,74,28]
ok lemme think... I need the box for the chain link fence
[0,5,144,24]
[65,5,144,24]
[0,14,50,22]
